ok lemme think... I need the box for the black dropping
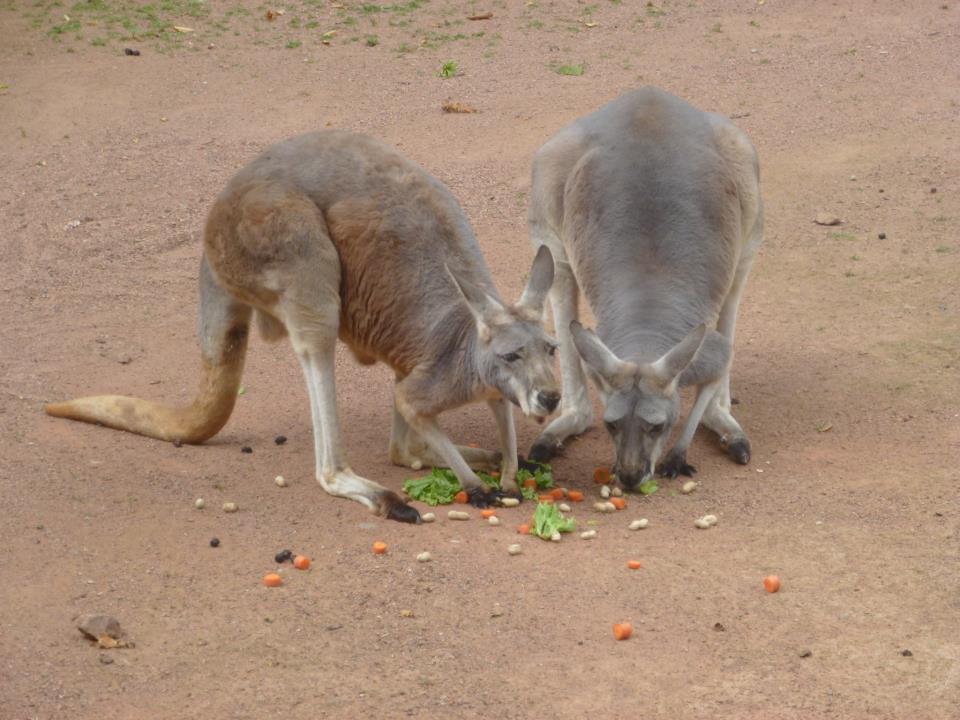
[878,232,887,239]
[274,549,293,564]
[901,649,913,657]
[274,435,287,445]
[209,537,220,548]
[123,48,141,56]
[241,446,253,454]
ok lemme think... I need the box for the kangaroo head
[571,321,706,490]
[447,246,560,419]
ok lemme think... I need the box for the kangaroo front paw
[528,439,560,463]
[466,486,503,509]
[725,438,751,465]
[380,491,422,524]
[657,451,697,479]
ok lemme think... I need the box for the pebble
[507,543,522,555]
[878,232,887,239]
[501,497,520,507]
[447,510,470,521]
[274,435,287,445]
[123,47,140,56]
[611,486,623,497]
[222,502,238,513]
[274,475,287,487]
[488,516,501,526]
[421,512,436,523]
[274,549,293,564]
[558,503,571,513]
[580,529,597,540]
[209,537,220,547]
[681,480,698,494]
[240,446,253,454]
[799,649,812,658]
[194,498,206,509]
[600,485,611,499]
[416,551,432,563]
[628,519,649,531]
[814,212,841,226]
[593,501,616,513]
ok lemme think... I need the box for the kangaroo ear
[516,245,555,316]
[570,321,634,387]
[643,323,707,392]
[445,265,507,339]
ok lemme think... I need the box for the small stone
[274,435,287,445]
[878,232,887,239]
[799,649,812,658]
[194,498,205,509]
[209,537,220,547]
[558,502,571,512]
[580,529,597,540]
[930,187,937,194]
[77,614,124,642]
[416,551,432,563]
[849,174,857,181]
[490,608,504,618]
[222,502,238,513]
[901,649,913,657]
[99,654,114,664]
[500,497,520,507]
[507,543,522,555]
[814,212,841,226]
[123,47,140,56]
[274,475,287,487]
[240,446,253,454]
[714,622,726,632]
[421,512,436,523]
[487,516,500,526]
[628,519,649,531]
[400,609,414,618]
[274,549,293,564]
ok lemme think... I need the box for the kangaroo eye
[547,344,558,357]
[501,352,521,362]
[649,423,665,435]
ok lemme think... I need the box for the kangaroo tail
[45,256,253,444]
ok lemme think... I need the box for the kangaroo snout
[615,461,653,492]
[537,390,560,414]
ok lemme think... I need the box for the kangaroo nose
[538,391,560,413]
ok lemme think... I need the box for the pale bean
[507,544,522,556]
[600,485,611,499]
[694,518,712,529]
[194,498,206,510]
[421,512,436,523]
[580,529,598,540]
[416,552,432,563]
[680,480,698,494]
[487,516,501,526]
[611,486,623,497]
[593,501,617,513]
[410,460,423,471]
[500,497,520,507]
[558,503,571,513]
[222,502,238,513]
[274,475,288,487]
[550,531,562,542]
[628,519,649,531]
[447,510,470,521]
[703,514,718,526]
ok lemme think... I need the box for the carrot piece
[454,491,468,504]
[293,555,311,570]
[567,490,584,502]
[627,559,642,570]
[593,466,612,484]
[517,524,531,535]
[480,509,497,519]
[263,573,282,587]
[538,495,554,504]
[467,442,481,448]
[613,622,633,641]
[610,497,626,510]
[372,541,388,555]
[523,478,537,489]
[550,488,565,500]
[763,575,781,593]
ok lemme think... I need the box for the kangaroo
[46,130,560,523]
[525,87,763,490]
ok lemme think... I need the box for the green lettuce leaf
[402,468,462,506]
[532,500,576,539]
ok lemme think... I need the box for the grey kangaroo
[526,87,763,490]
[47,131,560,523]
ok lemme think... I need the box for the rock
[123,48,140,56]
[799,649,812,658]
[901,649,913,657]
[77,614,123,642]
[814,213,841,226]
[713,622,726,632]
[99,654,115,664]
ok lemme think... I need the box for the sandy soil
[1,1,958,718]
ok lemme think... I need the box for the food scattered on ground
[550,488,565,500]
[441,100,479,114]
[558,502,571,512]
[222,502,238,513]
[480,509,497,519]
[628,519,649,531]
[400,609,414,618]
[538,494,554,504]
[627,560,642,570]
[517,523,531,535]
[293,555,310,570]
[372,541,388,555]
[532,500,576,539]
[695,514,718,529]
[501,497,520,507]
[611,486,623,497]
[613,622,633,641]
[448,510,470,520]
[488,516,501,526]
[263,573,282,587]
[516,462,555,500]
[209,537,220,547]
[421,512,436,523]
[403,468,462,505]
[454,490,468,504]
[681,480,698,494]
[567,490,584,502]
[416,552,432,563]
[507,544,522,556]
[764,575,781,593]
[580,529,597,540]
[274,475,287,487]
[593,501,616,513]
[550,531,562,542]
[274,549,293,564]
[593,466,612,484]
[610,497,626,510]
[601,485,611,499]
[194,498,205,509]
[638,479,659,495]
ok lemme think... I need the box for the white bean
[274,475,288,487]
[507,544,522,556]
[487,516,501,526]
[703,514,718,526]
[550,531,562,542]
[628,519,649,531]
[416,552,432,563]
[558,503,571,513]
[500,497,520,507]
[421,512,436,523]
[447,510,470,521]
[410,460,423,471]
[222,501,238,513]
[694,518,712,529]
[600,485,611,499]
[611,486,623,497]
[194,498,205,509]
[681,480,698,494]
[593,501,616,513]
[580,529,598,540]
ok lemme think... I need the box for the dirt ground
[1,1,958,718]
